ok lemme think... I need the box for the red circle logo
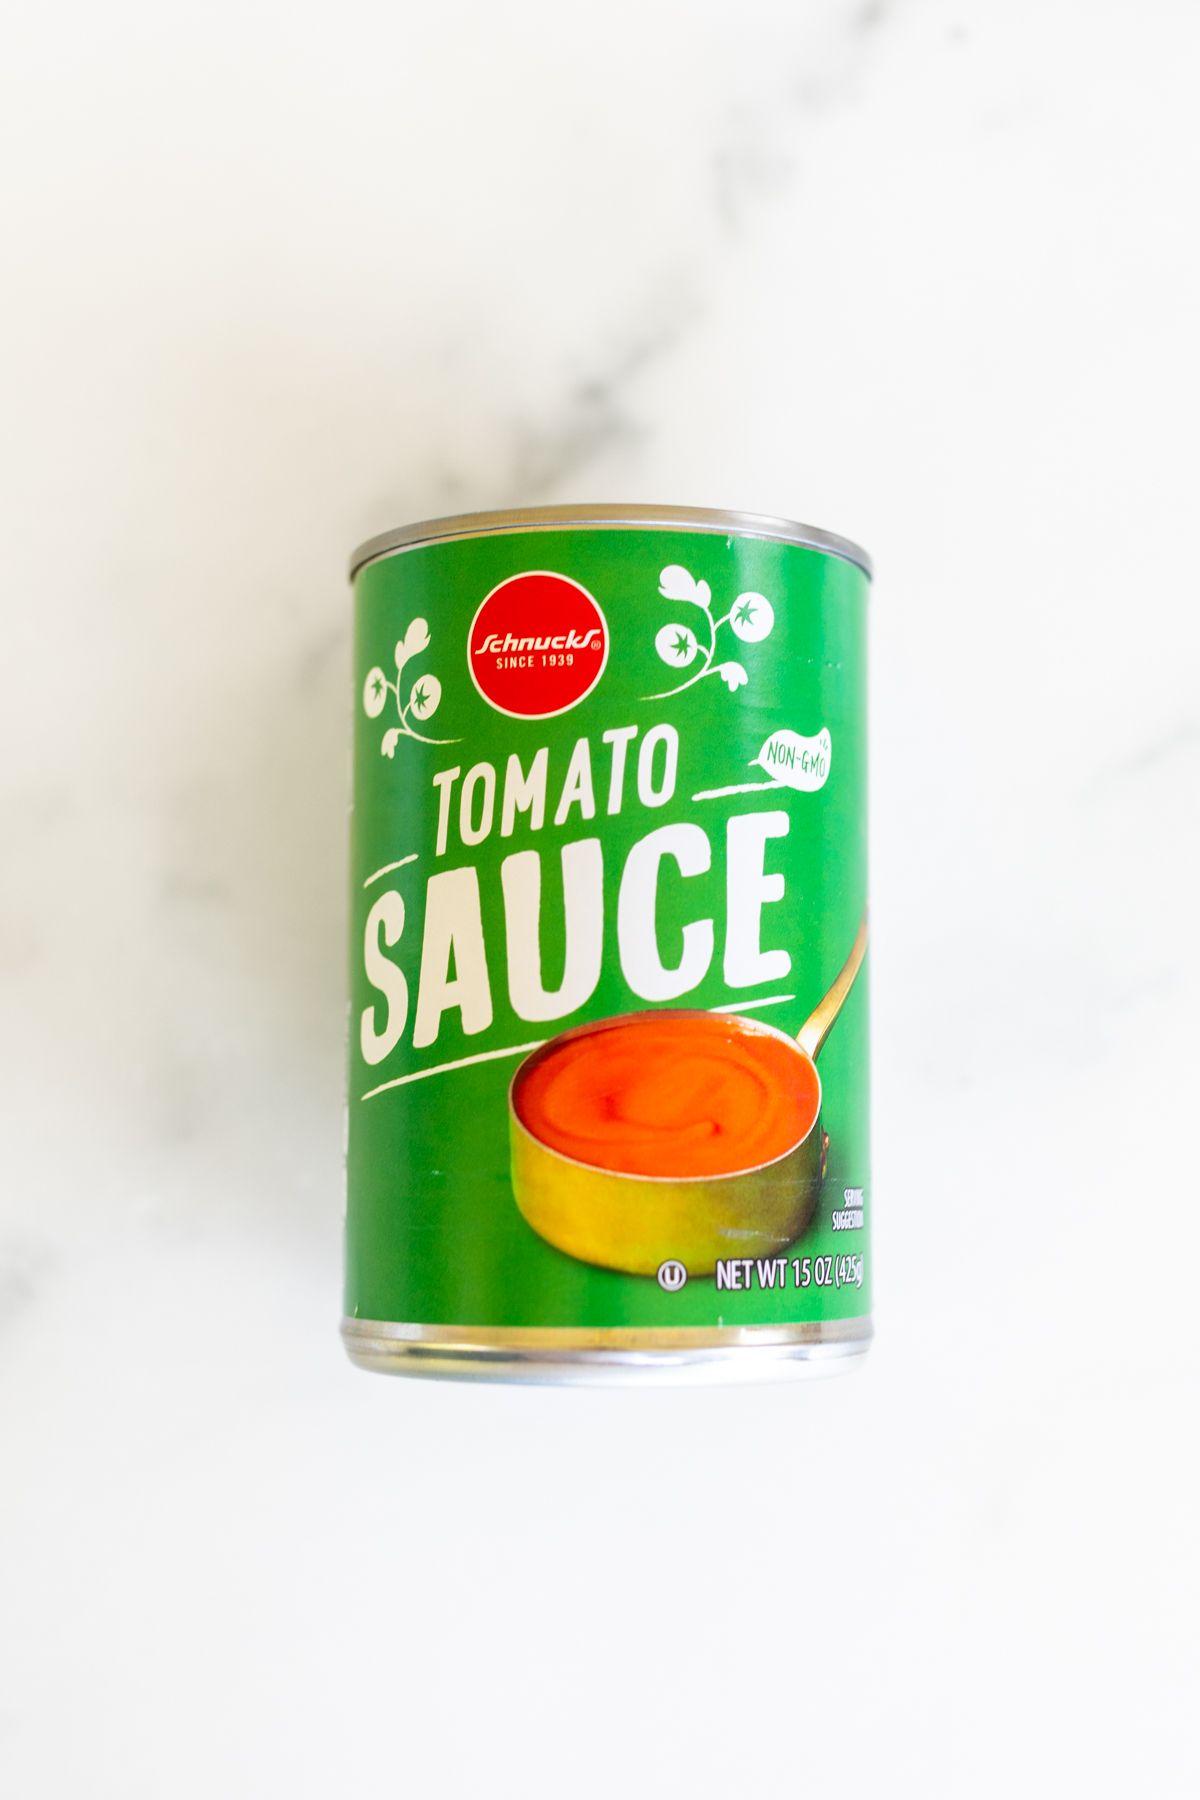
[467,571,609,718]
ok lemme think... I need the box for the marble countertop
[2,1,1197,1794]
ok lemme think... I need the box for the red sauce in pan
[513,1013,819,1178]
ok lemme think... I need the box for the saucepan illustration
[508,916,868,1276]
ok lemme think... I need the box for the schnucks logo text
[467,571,608,718]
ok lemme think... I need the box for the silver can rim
[348,504,873,583]
[342,1316,872,1385]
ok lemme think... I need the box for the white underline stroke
[361,1039,547,1100]
[363,854,418,889]
[692,779,782,801]
[711,994,795,1014]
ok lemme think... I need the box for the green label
[346,528,870,1331]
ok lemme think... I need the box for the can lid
[348,504,872,582]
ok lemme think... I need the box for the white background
[2,1,1198,1794]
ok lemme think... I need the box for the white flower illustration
[408,673,442,720]
[728,593,774,644]
[655,622,699,668]
[645,565,775,701]
[362,618,458,749]
[395,617,431,668]
[658,565,712,609]
[363,666,389,718]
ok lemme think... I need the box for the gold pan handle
[796,913,868,1063]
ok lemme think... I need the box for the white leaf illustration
[395,617,431,669]
[658,565,712,610]
[654,622,699,667]
[381,727,401,758]
[716,662,748,691]
[363,666,389,718]
[408,673,442,719]
[751,727,832,792]
[729,592,775,643]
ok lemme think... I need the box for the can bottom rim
[341,1317,872,1385]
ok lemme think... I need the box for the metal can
[344,505,872,1382]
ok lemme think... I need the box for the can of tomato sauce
[344,505,872,1381]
